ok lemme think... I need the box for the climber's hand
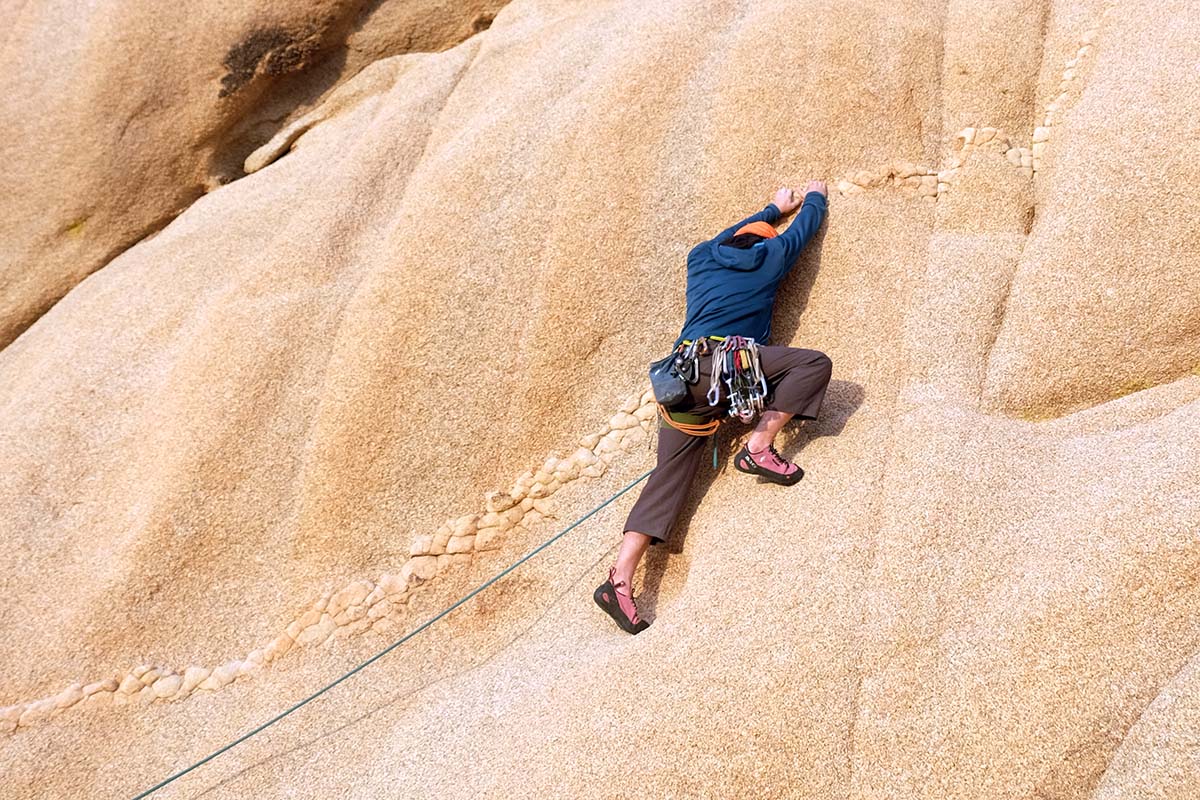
[805,180,828,199]
[773,187,801,214]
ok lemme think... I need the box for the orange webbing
[656,403,721,436]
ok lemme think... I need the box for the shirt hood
[708,239,769,271]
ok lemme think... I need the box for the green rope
[130,467,654,799]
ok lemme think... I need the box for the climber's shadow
[637,378,865,617]
[769,222,828,344]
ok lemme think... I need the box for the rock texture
[0,0,508,348]
[1,384,654,730]
[2,0,1199,798]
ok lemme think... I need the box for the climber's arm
[769,190,827,274]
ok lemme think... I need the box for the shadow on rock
[637,378,865,619]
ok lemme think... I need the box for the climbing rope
[656,403,720,437]
[130,467,654,800]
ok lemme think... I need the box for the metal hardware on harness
[657,334,758,470]
[671,335,719,384]
[706,335,768,423]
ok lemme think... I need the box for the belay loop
[706,335,768,423]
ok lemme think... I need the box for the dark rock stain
[219,27,324,99]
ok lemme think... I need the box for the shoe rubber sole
[594,581,650,634]
[733,446,804,486]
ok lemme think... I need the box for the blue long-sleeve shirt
[672,190,828,351]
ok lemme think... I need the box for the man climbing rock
[594,181,833,634]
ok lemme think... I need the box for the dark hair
[720,233,766,249]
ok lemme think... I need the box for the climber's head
[721,220,777,249]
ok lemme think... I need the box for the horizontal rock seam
[2,385,661,733]
[832,26,1099,200]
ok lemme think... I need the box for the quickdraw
[671,337,706,384]
[706,335,768,423]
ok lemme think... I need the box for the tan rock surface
[1092,651,1200,799]
[2,0,1199,798]
[982,0,1200,418]
[0,0,508,347]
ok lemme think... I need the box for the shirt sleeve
[710,202,783,245]
[767,191,827,274]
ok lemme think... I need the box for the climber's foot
[594,565,650,634]
[733,441,804,486]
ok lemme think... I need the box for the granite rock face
[2,1,1199,798]
[0,0,508,348]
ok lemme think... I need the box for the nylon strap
[680,335,727,346]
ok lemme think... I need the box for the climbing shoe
[733,441,804,486]
[594,565,650,634]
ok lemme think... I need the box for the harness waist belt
[678,335,727,349]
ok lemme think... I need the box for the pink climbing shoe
[733,440,804,486]
[594,565,650,634]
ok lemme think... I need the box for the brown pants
[623,341,833,546]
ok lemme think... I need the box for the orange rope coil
[656,403,721,436]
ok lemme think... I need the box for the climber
[594,181,833,634]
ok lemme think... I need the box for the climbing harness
[654,334,768,468]
[706,335,768,423]
[129,469,654,800]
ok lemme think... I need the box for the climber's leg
[756,345,833,422]
[595,422,708,634]
[733,346,832,486]
[613,529,652,587]
[596,345,724,633]
[746,409,795,453]
[620,422,710,554]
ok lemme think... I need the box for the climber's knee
[806,350,832,384]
